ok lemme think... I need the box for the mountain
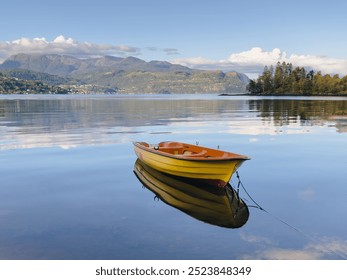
[0,53,249,93]
[1,54,82,76]
[0,54,195,76]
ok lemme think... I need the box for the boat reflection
[133,159,249,228]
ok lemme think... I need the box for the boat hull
[133,142,248,187]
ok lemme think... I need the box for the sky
[1,0,347,78]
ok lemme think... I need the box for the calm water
[0,94,346,260]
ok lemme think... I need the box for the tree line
[247,61,347,95]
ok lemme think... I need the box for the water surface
[0,94,346,259]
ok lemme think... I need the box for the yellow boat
[134,159,249,228]
[133,141,250,187]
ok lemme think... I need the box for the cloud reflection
[298,188,316,202]
[0,117,328,150]
[240,233,347,260]
[0,125,134,150]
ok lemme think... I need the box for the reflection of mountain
[0,97,251,149]
[133,159,249,228]
[0,97,347,132]
[0,97,249,133]
[1,97,346,133]
[1,96,346,150]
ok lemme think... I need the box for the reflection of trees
[248,99,347,129]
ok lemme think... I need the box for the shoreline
[220,93,347,97]
[1,92,347,97]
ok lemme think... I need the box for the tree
[246,79,262,94]
[274,62,284,93]
[257,66,274,94]
[247,62,347,96]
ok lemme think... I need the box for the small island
[247,61,347,96]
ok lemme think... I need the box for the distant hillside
[82,70,248,93]
[0,69,75,85]
[0,54,195,76]
[0,53,249,93]
[0,72,69,94]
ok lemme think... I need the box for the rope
[236,171,265,211]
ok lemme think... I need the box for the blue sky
[1,0,347,77]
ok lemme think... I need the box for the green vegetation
[0,73,69,94]
[247,61,347,95]
[1,69,73,85]
[82,70,247,93]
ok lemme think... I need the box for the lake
[0,94,346,260]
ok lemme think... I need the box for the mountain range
[0,53,249,94]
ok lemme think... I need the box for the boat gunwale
[133,141,250,162]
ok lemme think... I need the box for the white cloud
[171,47,347,77]
[226,47,287,65]
[53,35,75,44]
[173,56,215,66]
[289,54,347,76]
[0,35,140,62]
